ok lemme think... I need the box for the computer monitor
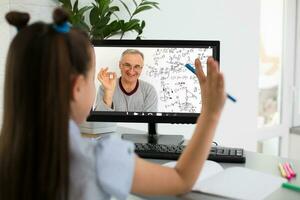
[87,40,220,145]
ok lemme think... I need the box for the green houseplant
[58,0,159,40]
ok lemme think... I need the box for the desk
[128,151,300,200]
[81,127,300,200]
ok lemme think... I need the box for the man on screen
[94,49,158,112]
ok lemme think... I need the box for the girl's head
[5,8,96,124]
[0,8,95,199]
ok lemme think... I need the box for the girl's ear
[71,74,85,102]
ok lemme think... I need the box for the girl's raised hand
[195,57,226,118]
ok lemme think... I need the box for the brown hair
[0,8,91,200]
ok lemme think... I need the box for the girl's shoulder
[69,122,136,200]
[94,135,136,199]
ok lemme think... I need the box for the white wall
[0,0,57,128]
[289,134,300,160]
[9,0,56,22]
[0,0,260,151]
[293,0,300,126]
[119,0,260,151]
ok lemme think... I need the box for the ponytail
[0,8,91,200]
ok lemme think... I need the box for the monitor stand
[121,123,184,145]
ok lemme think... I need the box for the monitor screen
[87,40,220,124]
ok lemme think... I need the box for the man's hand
[97,67,117,92]
[97,67,117,107]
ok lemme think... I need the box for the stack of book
[79,121,117,135]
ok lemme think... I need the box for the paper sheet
[163,162,285,200]
[197,167,286,200]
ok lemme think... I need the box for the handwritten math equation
[144,47,213,113]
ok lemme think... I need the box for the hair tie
[53,21,70,33]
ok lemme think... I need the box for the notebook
[163,161,286,200]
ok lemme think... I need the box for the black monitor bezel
[87,40,220,124]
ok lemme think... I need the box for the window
[258,0,284,127]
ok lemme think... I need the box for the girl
[0,8,225,200]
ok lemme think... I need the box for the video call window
[92,41,218,117]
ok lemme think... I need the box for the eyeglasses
[121,63,143,71]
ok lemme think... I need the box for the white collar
[69,119,81,140]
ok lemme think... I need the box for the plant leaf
[108,6,120,13]
[92,25,105,40]
[119,19,125,30]
[78,6,93,16]
[140,1,159,9]
[132,0,138,7]
[118,0,131,16]
[58,0,159,40]
[89,7,100,26]
[141,20,145,29]
[102,20,121,38]
[133,25,142,34]
[132,5,153,17]
[73,0,79,13]
[98,0,110,16]
[100,16,111,26]
[123,19,140,31]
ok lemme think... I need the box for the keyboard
[134,143,246,163]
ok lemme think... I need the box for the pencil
[285,162,296,177]
[283,163,292,180]
[278,163,287,178]
[282,182,300,192]
[289,162,297,177]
